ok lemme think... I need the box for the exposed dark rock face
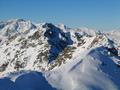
[43,23,73,63]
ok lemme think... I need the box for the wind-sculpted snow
[46,46,120,90]
[89,46,120,88]
[0,71,56,90]
[0,19,120,90]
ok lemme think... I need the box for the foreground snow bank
[45,46,120,90]
[0,71,56,90]
[0,47,120,90]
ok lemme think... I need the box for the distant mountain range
[0,19,120,90]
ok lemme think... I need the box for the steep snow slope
[0,19,120,90]
[46,46,120,90]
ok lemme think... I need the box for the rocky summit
[0,19,120,90]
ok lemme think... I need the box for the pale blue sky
[0,0,120,31]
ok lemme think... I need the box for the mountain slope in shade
[46,46,120,90]
[0,71,56,90]
[0,19,120,90]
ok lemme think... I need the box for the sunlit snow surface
[45,46,120,90]
[0,19,120,90]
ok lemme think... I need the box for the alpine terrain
[0,19,120,90]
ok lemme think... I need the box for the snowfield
[45,46,120,90]
[0,19,120,90]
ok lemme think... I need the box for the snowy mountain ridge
[0,19,120,90]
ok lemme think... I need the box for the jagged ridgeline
[0,19,77,72]
[0,19,120,73]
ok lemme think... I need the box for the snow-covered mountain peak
[58,23,67,30]
[0,19,120,90]
[0,19,36,37]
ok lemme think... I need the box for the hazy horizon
[0,0,120,31]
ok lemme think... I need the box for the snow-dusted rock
[0,19,120,90]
